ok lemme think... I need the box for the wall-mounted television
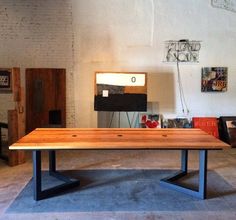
[94,72,147,112]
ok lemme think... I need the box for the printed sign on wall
[164,40,201,63]
[212,0,236,13]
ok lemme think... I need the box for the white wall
[72,0,236,127]
[0,0,236,127]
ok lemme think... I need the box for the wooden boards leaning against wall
[7,67,26,166]
[1,68,66,166]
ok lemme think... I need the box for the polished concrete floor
[0,149,236,220]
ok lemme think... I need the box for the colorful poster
[201,67,227,92]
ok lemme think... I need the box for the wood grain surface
[25,68,66,133]
[9,128,230,150]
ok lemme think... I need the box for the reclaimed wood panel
[12,67,21,102]
[7,68,26,166]
[25,68,66,133]
[8,110,25,166]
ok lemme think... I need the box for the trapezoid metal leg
[32,150,80,201]
[160,149,208,199]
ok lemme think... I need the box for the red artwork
[141,114,160,128]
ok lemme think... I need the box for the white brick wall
[0,0,75,127]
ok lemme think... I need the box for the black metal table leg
[199,150,208,199]
[160,149,208,199]
[32,150,80,201]
[181,149,188,173]
[33,150,42,201]
[49,150,56,174]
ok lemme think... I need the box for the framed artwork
[219,116,236,144]
[226,120,236,129]
[167,118,191,128]
[226,120,236,147]
[94,72,147,112]
[201,67,227,92]
[0,69,12,93]
[139,113,161,128]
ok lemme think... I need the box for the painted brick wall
[0,0,75,127]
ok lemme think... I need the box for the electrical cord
[175,40,190,115]
[176,58,185,113]
[176,59,189,114]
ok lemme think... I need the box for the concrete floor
[0,149,236,220]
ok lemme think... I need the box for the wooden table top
[9,128,230,151]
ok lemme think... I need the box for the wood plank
[16,87,26,165]
[8,108,25,166]
[1,67,26,166]
[25,68,66,133]
[8,110,19,166]
[12,67,21,102]
[9,128,230,151]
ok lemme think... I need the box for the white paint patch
[96,73,146,86]
[102,90,109,97]
[127,0,155,47]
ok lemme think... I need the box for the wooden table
[9,128,230,201]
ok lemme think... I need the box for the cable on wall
[175,39,190,115]
[176,58,189,114]
[164,39,202,115]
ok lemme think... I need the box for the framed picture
[0,68,12,92]
[94,72,147,112]
[139,113,161,128]
[226,120,236,147]
[219,116,236,145]
[201,67,227,92]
